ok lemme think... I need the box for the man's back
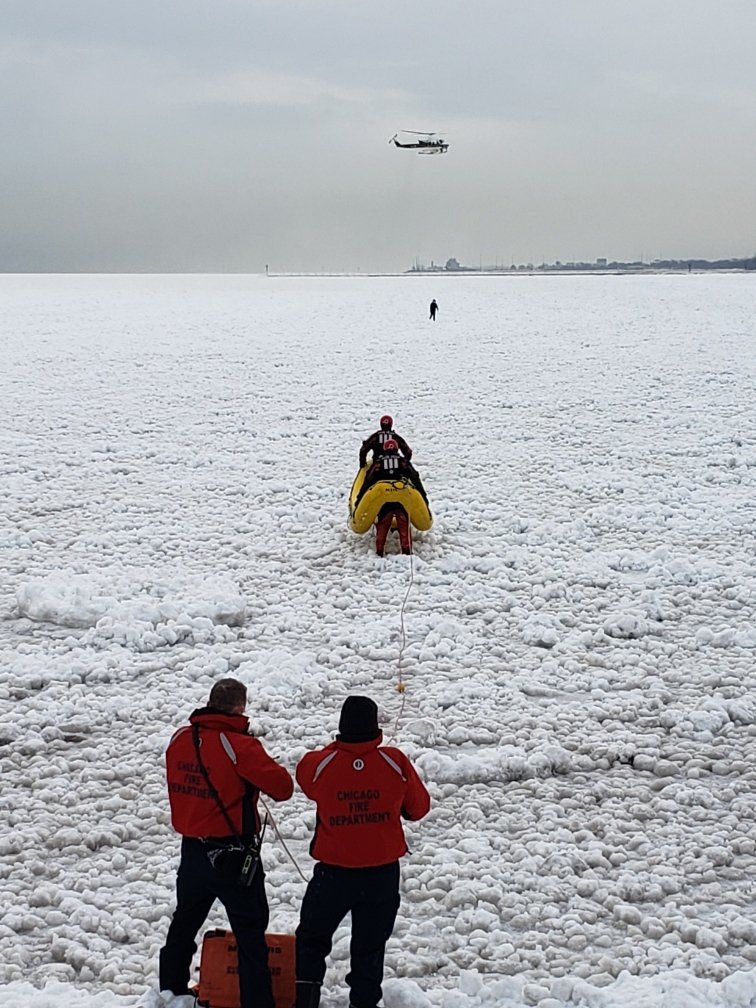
[166,707,293,838]
[297,735,430,868]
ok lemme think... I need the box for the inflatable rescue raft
[349,466,433,534]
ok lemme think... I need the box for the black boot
[294,980,321,1008]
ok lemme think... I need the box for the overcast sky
[1,1,755,272]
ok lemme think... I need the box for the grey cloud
[1,0,755,271]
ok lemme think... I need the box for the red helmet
[380,415,393,429]
[383,439,399,453]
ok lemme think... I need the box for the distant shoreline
[268,267,754,278]
[1,267,753,278]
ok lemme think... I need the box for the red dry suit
[375,503,412,555]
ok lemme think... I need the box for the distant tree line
[408,254,756,273]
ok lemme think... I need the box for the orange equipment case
[196,929,295,1008]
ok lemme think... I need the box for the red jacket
[166,708,293,838]
[296,734,430,868]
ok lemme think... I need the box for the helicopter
[389,130,449,155]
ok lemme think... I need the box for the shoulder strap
[192,723,241,840]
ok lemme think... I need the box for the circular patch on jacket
[353,758,365,771]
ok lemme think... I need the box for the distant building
[596,258,607,267]
[445,258,461,271]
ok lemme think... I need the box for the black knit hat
[337,696,380,743]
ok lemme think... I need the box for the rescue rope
[392,548,415,736]
[259,796,309,883]
[263,518,418,882]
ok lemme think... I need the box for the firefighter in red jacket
[294,696,431,1008]
[159,678,293,1008]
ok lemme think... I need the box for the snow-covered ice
[1,273,755,1007]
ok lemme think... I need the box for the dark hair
[208,678,247,714]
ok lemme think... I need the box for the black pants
[159,837,274,1008]
[296,862,400,1008]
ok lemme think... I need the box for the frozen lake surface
[1,273,755,1007]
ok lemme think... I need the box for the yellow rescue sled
[348,466,433,534]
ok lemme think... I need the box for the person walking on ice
[429,298,438,320]
[293,696,431,1008]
